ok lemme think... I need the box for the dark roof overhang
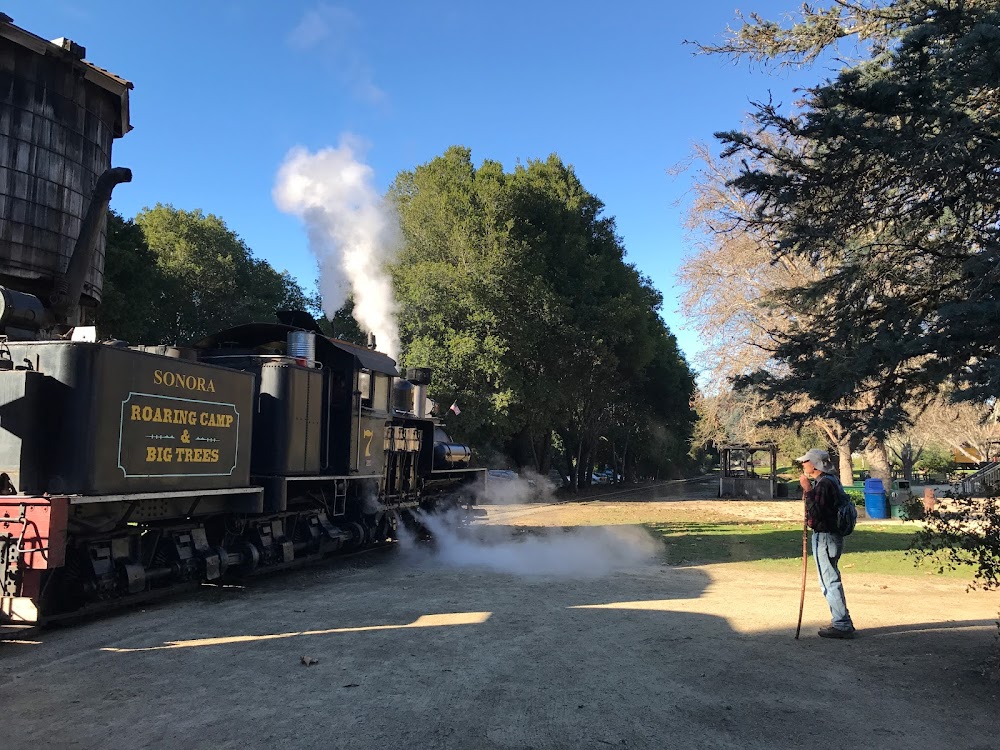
[194,323,398,376]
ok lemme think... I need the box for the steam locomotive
[0,17,484,624]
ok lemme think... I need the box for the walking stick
[795,509,808,639]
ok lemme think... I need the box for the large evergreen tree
[702,0,1000,437]
[703,0,1000,592]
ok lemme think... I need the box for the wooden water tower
[0,14,132,328]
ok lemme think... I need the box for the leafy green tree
[912,491,1000,595]
[322,297,366,345]
[389,147,696,482]
[96,210,167,342]
[624,321,698,479]
[390,149,517,454]
[505,154,660,484]
[912,442,955,476]
[135,204,311,344]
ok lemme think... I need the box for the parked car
[488,469,520,483]
[547,468,569,487]
[593,469,620,484]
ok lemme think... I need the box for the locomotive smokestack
[50,167,133,327]
[367,332,377,350]
[405,367,432,418]
[272,139,402,359]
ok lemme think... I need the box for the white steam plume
[273,135,401,358]
[399,511,661,578]
[483,469,558,505]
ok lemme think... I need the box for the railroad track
[0,541,399,639]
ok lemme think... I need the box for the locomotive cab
[194,322,399,483]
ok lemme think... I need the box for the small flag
[449,401,461,415]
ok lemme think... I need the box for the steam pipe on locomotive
[0,16,485,624]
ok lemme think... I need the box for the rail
[956,462,1000,497]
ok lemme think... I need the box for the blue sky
[12,1,827,368]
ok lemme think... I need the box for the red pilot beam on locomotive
[0,16,484,624]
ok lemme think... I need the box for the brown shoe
[818,626,856,639]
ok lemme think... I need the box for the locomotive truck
[0,16,484,624]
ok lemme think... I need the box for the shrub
[911,490,1000,589]
[845,488,865,507]
[901,496,925,521]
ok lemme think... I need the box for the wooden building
[719,444,778,499]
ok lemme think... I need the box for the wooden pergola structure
[719,444,778,499]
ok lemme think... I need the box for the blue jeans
[813,531,854,630]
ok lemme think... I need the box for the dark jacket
[804,473,843,533]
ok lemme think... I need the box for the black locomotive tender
[0,17,484,624]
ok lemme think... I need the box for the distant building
[952,443,999,465]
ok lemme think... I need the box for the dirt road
[2,500,998,749]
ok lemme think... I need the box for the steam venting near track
[483,469,559,505]
[273,135,401,358]
[400,509,661,578]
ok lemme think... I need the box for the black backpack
[818,475,857,536]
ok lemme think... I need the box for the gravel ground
[2,499,998,750]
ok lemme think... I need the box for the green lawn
[646,520,973,578]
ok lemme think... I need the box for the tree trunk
[580,441,592,487]
[836,438,854,486]
[900,443,915,482]
[560,432,578,492]
[564,451,577,492]
[620,430,632,483]
[863,440,892,490]
[901,456,914,481]
[509,427,545,473]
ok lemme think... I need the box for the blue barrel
[864,478,888,519]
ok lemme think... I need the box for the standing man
[798,448,857,639]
